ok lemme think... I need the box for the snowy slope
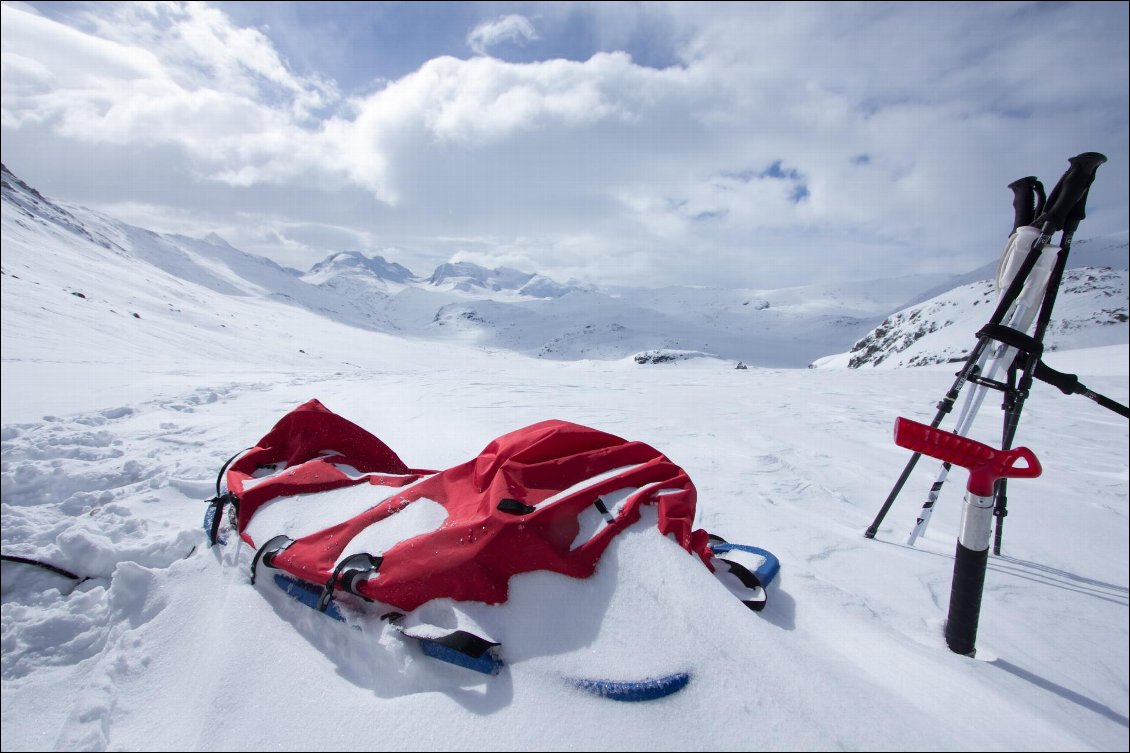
[2,166,1128,752]
[901,231,1129,309]
[830,267,1128,369]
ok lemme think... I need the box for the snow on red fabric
[227,398,715,611]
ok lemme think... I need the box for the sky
[2,1,1128,289]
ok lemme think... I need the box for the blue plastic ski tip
[274,574,345,622]
[711,543,781,586]
[418,638,503,676]
[572,672,691,702]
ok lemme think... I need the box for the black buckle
[317,553,382,612]
[250,535,293,585]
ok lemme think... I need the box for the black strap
[710,543,768,612]
[717,556,767,612]
[205,491,239,547]
[381,613,500,659]
[424,630,500,659]
[592,497,613,522]
[1,554,87,582]
[975,324,1043,359]
[250,535,293,585]
[214,447,253,496]
[317,553,382,612]
[718,557,764,592]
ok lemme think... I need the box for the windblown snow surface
[1,172,1127,752]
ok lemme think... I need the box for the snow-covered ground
[2,170,1128,751]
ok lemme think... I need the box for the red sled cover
[224,399,715,612]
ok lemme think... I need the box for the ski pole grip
[1007,176,1040,232]
[893,417,1041,496]
[1036,152,1106,233]
[1060,186,1091,238]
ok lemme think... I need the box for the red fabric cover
[228,399,714,612]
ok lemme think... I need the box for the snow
[2,170,1128,751]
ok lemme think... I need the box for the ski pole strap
[1034,362,1130,418]
[1034,152,1106,233]
[892,417,1041,496]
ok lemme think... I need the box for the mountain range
[2,163,1126,370]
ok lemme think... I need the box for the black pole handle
[1035,152,1106,233]
[1061,186,1091,238]
[1007,176,1041,232]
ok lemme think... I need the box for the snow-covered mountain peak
[305,251,418,286]
[201,231,235,248]
[427,261,535,293]
[517,273,574,299]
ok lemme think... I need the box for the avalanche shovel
[892,417,1042,656]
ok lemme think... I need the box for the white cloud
[77,2,339,116]
[0,2,341,189]
[466,14,539,57]
[1,2,1126,288]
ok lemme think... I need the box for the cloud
[0,1,336,185]
[1,2,1126,289]
[467,14,539,57]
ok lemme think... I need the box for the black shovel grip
[1036,152,1106,233]
[945,541,988,656]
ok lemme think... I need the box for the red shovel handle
[893,417,1041,496]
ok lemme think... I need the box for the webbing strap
[250,535,293,585]
[214,447,252,496]
[975,323,1043,359]
[205,491,239,547]
[317,553,382,612]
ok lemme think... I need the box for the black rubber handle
[945,541,988,656]
[1008,176,1040,232]
[1061,186,1091,238]
[1035,152,1107,233]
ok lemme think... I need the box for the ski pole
[989,153,1107,553]
[906,224,1056,544]
[866,152,1105,541]
[866,191,1052,539]
[892,417,1041,656]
